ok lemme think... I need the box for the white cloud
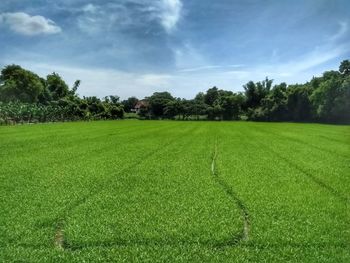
[136,74,172,87]
[0,12,61,36]
[76,0,182,34]
[158,0,182,32]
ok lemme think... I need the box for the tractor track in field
[13,126,249,251]
[53,131,251,250]
[211,138,250,245]
[253,126,349,160]
[255,139,349,205]
[52,127,197,250]
[244,127,349,205]
[271,148,349,205]
[54,220,65,250]
[8,124,179,180]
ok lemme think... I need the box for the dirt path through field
[211,138,250,243]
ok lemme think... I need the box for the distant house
[133,100,149,114]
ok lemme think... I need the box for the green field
[0,121,349,262]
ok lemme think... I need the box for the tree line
[123,60,350,123]
[0,60,349,124]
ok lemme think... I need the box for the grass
[0,120,349,262]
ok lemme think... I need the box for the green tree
[46,73,70,101]
[243,78,272,110]
[0,65,44,103]
[122,97,139,113]
[204,87,219,106]
[164,99,182,119]
[253,83,288,121]
[286,84,312,122]
[219,93,244,120]
[310,70,349,123]
[332,76,350,122]
[72,80,81,94]
[148,92,174,118]
[339,60,350,75]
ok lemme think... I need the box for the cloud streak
[0,12,61,35]
[75,0,182,34]
[330,21,348,42]
[178,65,244,73]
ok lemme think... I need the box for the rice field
[0,121,349,262]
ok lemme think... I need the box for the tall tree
[339,60,350,75]
[0,65,44,103]
[243,78,272,110]
[219,94,244,120]
[204,87,219,106]
[148,92,175,118]
[310,70,348,122]
[46,73,69,101]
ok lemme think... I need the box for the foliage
[0,65,124,124]
[121,96,139,113]
[0,65,44,103]
[244,61,350,123]
[46,72,70,101]
[148,92,175,118]
[310,71,350,123]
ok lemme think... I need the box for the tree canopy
[0,65,44,103]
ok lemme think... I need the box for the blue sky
[0,0,349,99]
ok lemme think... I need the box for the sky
[0,0,349,99]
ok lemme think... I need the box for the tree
[243,78,272,110]
[148,92,174,118]
[310,70,349,123]
[84,96,106,116]
[207,103,222,120]
[164,99,181,119]
[103,95,124,119]
[122,97,139,113]
[109,105,124,119]
[286,84,312,122]
[109,95,120,104]
[219,93,244,120]
[255,83,288,121]
[71,80,81,96]
[339,60,350,75]
[46,73,69,101]
[204,87,219,106]
[0,65,44,103]
[331,76,350,123]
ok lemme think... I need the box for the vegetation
[125,60,349,123]
[0,65,124,124]
[0,121,349,262]
[129,60,350,123]
[1,60,349,124]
